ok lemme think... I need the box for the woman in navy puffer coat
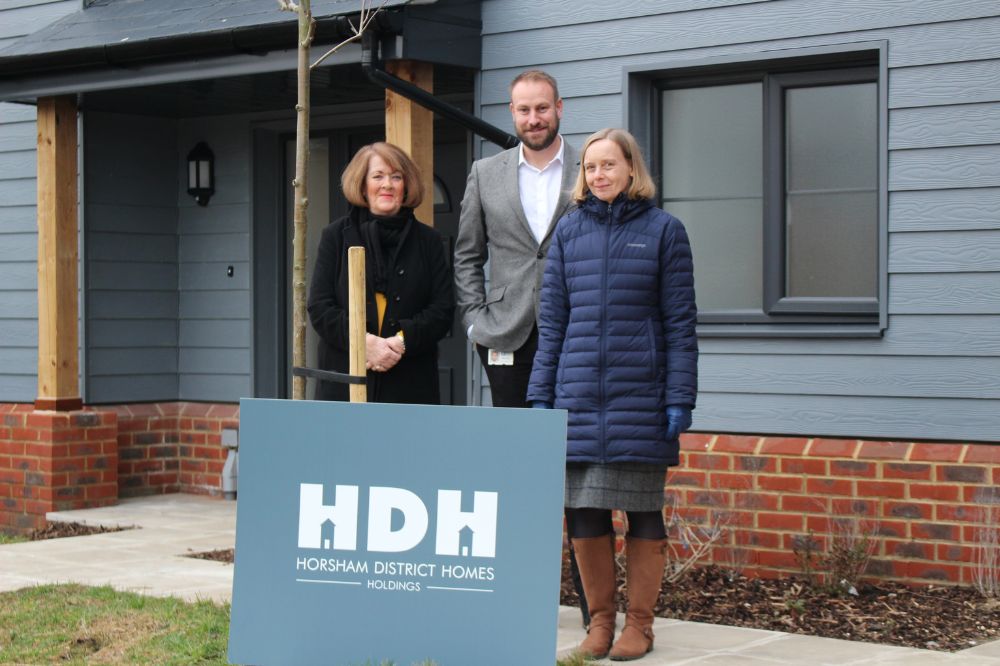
[527,128,697,661]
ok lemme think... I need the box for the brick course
[668,435,1000,586]
[1,401,237,532]
[0,407,118,531]
[111,402,237,497]
[1,401,996,589]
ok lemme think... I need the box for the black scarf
[360,209,412,294]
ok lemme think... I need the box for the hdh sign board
[228,398,567,666]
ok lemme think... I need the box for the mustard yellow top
[375,291,387,334]
[374,291,404,347]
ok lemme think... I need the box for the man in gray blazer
[455,70,580,408]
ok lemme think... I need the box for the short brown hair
[509,69,560,101]
[340,142,425,209]
[573,128,657,202]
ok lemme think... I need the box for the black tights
[565,507,666,540]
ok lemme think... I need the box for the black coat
[307,207,455,404]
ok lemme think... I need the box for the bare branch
[663,494,732,584]
[973,502,1000,598]
[310,0,388,70]
[304,16,316,47]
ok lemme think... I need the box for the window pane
[666,199,763,310]
[662,83,762,199]
[786,82,877,191]
[662,83,763,311]
[785,82,877,298]
[786,191,877,297]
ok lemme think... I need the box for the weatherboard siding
[84,111,180,403]
[176,116,252,402]
[477,0,1000,440]
[0,0,78,401]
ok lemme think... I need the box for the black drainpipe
[361,33,519,150]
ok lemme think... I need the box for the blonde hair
[341,142,425,209]
[572,128,657,203]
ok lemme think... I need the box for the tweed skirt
[565,462,669,512]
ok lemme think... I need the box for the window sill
[696,323,883,339]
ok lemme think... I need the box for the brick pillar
[0,406,117,533]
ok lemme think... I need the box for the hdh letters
[297,483,498,557]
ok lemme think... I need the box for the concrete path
[1,494,998,665]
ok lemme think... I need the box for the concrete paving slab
[655,620,789,652]
[736,632,915,664]
[0,494,996,665]
[871,654,1000,665]
[665,656,793,665]
[967,638,1000,660]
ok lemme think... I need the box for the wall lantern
[187,141,215,206]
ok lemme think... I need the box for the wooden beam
[385,60,434,227]
[35,95,81,411]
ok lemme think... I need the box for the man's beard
[518,119,560,151]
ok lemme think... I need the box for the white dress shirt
[517,136,565,245]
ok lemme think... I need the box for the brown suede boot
[608,537,667,661]
[571,535,618,659]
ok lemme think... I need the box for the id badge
[487,349,514,366]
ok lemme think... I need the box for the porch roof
[0,0,478,104]
[0,1,414,60]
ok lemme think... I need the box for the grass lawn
[0,585,587,665]
[0,585,229,665]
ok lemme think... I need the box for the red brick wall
[1,401,236,531]
[0,404,118,531]
[112,402,239,497]
[3,399,997,588]
[666,434,1000,586]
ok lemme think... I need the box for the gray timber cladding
[83,111,252,404]
[175,115,251,402]
[84,112,180,403]
[478,0,1000,442]
[0,0,78,402]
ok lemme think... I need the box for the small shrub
[973,502,1000,598]
[792,530,822,586]
[826,518,878,595]
[793,518,877,595]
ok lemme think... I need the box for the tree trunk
[291,0,314,400]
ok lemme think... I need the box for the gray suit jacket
[454,140,580,351]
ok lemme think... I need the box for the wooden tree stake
[348,247,367,403]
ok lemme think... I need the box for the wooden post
[35,96,81,412]
[385,60,434,227]
[348,247,367,403]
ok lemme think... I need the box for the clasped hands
[366,333,405,373]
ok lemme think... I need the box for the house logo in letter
[297,483,359,550]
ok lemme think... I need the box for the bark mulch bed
[560,557,1000,653]
[185,548,235,563]
[28,521,128,540]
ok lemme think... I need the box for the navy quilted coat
[527,193,698,465]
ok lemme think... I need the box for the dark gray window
[639,47,886,335]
